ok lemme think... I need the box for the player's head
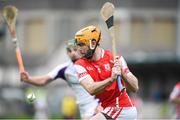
[66,39,81,63]
[75,25,101,59]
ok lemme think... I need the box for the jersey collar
[101,48,105,58]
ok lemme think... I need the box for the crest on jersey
[86,67,93,71]
[104,64,110,71]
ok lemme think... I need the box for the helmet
[75,25,101,47]
[66,39,76,48]
[66,39,77,52]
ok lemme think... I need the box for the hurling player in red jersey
[74,25,139,120]
[170,82,180,119]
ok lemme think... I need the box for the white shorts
[78,100,99,118]
[102,106,137,120]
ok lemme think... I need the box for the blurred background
[0,0,179,119]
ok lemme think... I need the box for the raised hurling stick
[101,2,125,92]
[3,5,25,73]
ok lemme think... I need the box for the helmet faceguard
[75,26,101,59]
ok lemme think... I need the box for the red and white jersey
[170,82,180,117]
[74,49,134,109]
[170,82,180,100]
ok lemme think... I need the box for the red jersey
[75,49,133,108]
[170,82,180,118]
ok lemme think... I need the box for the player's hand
[111,56,122,81]
[20,71,29,82]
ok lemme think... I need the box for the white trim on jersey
[101,49,105,58]
[74,64,90,82]
[120,56,128,70]
[102,107,137,119]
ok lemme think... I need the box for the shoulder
[75,58,88,66]
[104,49,112,56]
[47,61,72,79]
[103,49,114,60]
[104,49,122,57]
[56,62,71,70]
[74,59,87,72]
[50,61,72,74]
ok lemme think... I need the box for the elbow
[85,86,98,95]
[38,80,47,86]
[81,82,97,95]
[132,78,139,93]
[87,89,97,95]
[36,83,45,87]
[89,92,95,96]
[134,86,139,93]
[131,85,139,93]
[133,78,139,93]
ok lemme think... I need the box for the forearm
[82,77,113,95]
[24,75,52,86]
[123,72,139,92]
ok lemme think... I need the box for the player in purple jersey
[20,40,99,119]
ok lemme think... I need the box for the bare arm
[119,56,139,92]
[20,71,53,86]
[122,72,139,93]
[80,75,114,95]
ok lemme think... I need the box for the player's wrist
[123,72,131,78]
[22,76,30,83]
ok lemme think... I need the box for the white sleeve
[47,63,69,80]
[74,64,91,82]
[170,85,180,99]
[120,56,130,74]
